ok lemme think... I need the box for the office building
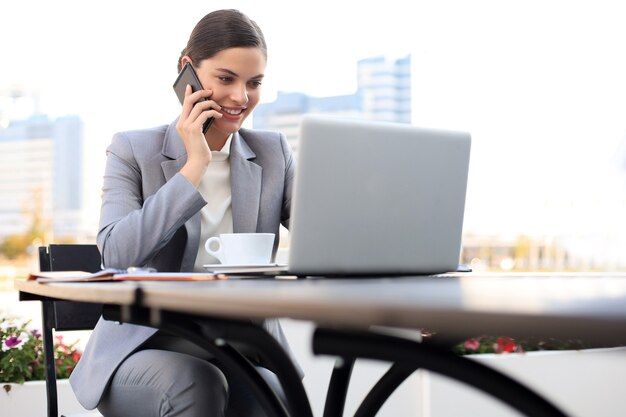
[254,55,411,148]
[357,55,411,123]
[0,111,85,241]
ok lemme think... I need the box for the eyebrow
[215,68,264,80]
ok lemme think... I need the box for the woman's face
[192,47,266,136]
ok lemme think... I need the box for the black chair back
[38,244,103,417]
[39,244,103,330]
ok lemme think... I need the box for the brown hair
[177,9,267,72]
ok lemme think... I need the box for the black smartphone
[173,62,214,133]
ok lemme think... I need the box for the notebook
[285,115,471,276]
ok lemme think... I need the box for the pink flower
[2,335,26,351]
[1,317,83,383]
[464,338,480,351]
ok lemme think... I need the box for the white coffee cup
[204,233,275,265]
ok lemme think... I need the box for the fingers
[179,84,222,133]
[185,84,213,106]
[187,98,222,124]
[179,84,194,119]
[180,84,214,115]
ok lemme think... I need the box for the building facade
[254,55,411,149]
[0,113,84,241]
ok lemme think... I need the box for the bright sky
[2,0,626,263]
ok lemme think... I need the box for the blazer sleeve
[96,132,206,269]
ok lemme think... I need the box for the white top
[193,135,234,271]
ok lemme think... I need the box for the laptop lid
[287,115,471,276]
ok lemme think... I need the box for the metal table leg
[313,327,568,417]
[323,357,355,417]
[354,363,418,417]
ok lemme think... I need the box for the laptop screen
[287,115,471,276]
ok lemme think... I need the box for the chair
[38,244,103,417]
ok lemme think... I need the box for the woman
[70,9,300,416]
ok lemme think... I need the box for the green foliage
[0,317,81,384]
[0,235,33,260]
[0,187,48,260]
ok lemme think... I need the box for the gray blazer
[70,120,300,409]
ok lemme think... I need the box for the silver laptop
[286,115,471,276]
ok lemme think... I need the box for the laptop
[205,115,471,276]
[285,115,471,276]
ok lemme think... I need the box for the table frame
[19,273,626,416]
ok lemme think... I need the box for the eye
[248,80,262,89]
[218,76,233,83]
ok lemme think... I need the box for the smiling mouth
[221,107,245,116]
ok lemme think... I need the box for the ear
[181,55,193,67]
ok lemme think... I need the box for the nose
[229,82,249,105]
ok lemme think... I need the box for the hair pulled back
[178,9,267,72]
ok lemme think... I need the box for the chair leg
[42,300,59,417]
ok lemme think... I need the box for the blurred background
[2,0,626,281]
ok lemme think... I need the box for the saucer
[202,263,288,274]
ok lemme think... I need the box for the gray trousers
[97,334,286,417]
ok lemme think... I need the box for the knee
[183,359,229,394]
[167,354,229,407]
[165,360,228,417]
[125,350,229,416]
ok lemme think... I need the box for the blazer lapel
[160,121,201,270]
[230,132,262,233]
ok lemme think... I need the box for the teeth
[222,108,243,115]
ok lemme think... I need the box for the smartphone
[173,62,214,133]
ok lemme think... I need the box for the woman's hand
[176,84,222,186]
